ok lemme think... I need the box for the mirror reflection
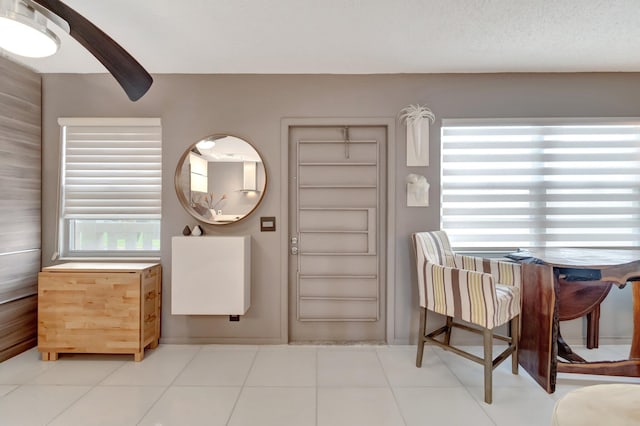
[175,134,266,225]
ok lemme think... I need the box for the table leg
[586,305,600,349]
[557,331,586,363]
[519,263,557,393]
[631,281,640,359]
[557,278,640,377]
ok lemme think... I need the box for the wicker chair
[411,231,521,404]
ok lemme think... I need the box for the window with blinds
[58,118,162,258]
[441,119,640,251]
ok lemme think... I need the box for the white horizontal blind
[441,119,640,250]
[59,118,162,219]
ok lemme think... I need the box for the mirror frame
[174,134,267,225]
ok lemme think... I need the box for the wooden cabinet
[37,263,161,361]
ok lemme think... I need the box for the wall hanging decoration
[406,173,429,207]
[399,104,435,166]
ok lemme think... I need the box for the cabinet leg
[42,352,58,361]
[134,351,144,362]
[149,339,159,349]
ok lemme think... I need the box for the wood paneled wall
[0,56,41,361]
[0,295,37,361]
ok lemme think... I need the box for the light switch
[260,216,276,232]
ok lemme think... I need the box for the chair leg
[416,307,427,367]
[483,327,493,404]
[511,315,520,375]
[444,316,453,345]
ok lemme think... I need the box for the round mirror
[175,134,267,225]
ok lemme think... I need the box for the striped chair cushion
[422,263,520,329]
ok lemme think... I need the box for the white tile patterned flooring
[0,344,638,425]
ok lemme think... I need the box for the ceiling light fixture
[196,140,216,150]
[0,0,59,58]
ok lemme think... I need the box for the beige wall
[41,73,640,345]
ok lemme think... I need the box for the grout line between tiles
[133,344,203,425]
[43,383,98,425]
[224,344,260,426]
[422,344,498,424]
[374,347,409,426]
[35,353,130,425]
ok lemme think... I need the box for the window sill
[56,256,161,262]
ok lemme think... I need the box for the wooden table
[513,248,640,393]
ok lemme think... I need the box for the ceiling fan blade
[31,0,153,101]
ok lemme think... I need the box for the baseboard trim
[160,337,286,345]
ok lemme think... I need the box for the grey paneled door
[288,125,387,342]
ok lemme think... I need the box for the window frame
[440,117,640,252]
[56,117,162,260]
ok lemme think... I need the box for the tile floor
[0,344,638,426]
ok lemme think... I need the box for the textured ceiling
[6,0,640,74]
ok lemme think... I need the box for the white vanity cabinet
[171,236,251,315]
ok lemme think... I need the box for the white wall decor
[406,173,429,207]
[399,104,435,166]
